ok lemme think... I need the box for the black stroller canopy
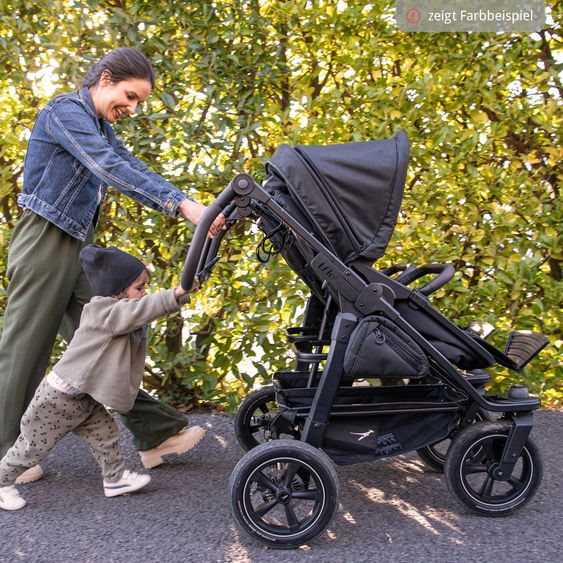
[266,131,410,264]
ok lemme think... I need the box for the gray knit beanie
[80,245,146,297]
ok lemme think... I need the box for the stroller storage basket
[322,410,457,465]
[274,377,465,413]
[344,315,429,379]
[273,370,322,389]
[272,375,462,466]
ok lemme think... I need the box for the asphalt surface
[1,409,561,563]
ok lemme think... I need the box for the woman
[0,48,225,481]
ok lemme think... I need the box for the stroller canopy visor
[266,131,410,264]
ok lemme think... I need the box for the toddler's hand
[175,276,200,301]
[175,286,188,300]
[190,275,201,293]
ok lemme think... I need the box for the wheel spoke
[258,404,270,414]
[283,462,299,488]
[292,489,319,501]
[429,447,447,460]
[284,503,300,530]
[482,441,497,462]
[255,472,278,494]
[463,463,489,475]
[478,475,495,499]
[468,447,488,465]
[508,476,523,490]
[254,498,279,517]
[249,424,262,433]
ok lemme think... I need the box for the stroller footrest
[295,351,328,363]
[463,370,491,386]
[292,339,330,363]
[274,371,319,389]
[286,326,320,343]
[505,331,549,370]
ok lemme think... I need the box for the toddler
[0,245,202,510]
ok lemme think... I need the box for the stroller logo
[350,429,375,441]
[350,430,404,455]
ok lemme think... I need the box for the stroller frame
[228,174,537,453]
[182,167,546,548]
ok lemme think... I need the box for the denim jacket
[18,87,188,240]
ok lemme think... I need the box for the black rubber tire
[417,410,490,473]
[228,440,340,549]
[234,386,299,451]
[444,420,542,516]
[417,439,452,472]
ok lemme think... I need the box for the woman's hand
[178,199,226,238]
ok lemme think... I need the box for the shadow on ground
[1,410,561,562]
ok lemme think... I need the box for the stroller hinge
[496,413,534,480]
[354,283,389,314]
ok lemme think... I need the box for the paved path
[1,410,561,563]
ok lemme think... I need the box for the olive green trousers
[0,210,186,457]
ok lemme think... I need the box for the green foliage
[0,1,560,407]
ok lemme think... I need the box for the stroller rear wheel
[234,386,300,451]
[417,440,451,472]
[228,440,339,548]
[417,409,490,472]
[445,420,542,516]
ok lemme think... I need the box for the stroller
[180,131,548,549]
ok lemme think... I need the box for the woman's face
[91,72,152,124]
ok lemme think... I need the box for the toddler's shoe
[103,469,151,498]
[0,485,26,511]
[15,464,44,485]
[139,426,205,469]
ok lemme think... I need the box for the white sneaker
[0,485,27,511]
[103,469,151,498]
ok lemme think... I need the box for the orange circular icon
[406,8,422,24]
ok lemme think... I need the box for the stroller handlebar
[419,264,455,295]
[181,183,236,291]
[396,263,456,295]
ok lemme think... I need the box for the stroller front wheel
[228,440,340,548]
[444,420,542,516]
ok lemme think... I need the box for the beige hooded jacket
[53,288,183,411]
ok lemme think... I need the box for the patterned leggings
[0,379,125,486]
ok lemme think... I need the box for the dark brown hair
[82,48,156,89]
